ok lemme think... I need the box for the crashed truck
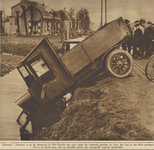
[15,17,133,120]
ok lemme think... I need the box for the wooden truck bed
[61,17,130,76]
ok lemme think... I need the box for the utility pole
[0,11,3,35]
[101,0,103,27]
[105,0,107,24]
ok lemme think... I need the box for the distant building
[57,8,80,31]
[8,0,61,35]
[6,0,81,37]
[57,8,81,39]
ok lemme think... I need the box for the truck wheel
[106,49,133,78]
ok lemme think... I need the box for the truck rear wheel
[105,49,133,78]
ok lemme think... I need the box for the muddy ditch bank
[30,71,154,140]
[1,35,63,56]
[0,35,63,77]
[0,54,24,77]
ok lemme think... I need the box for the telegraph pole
[105,0,107,24]
[101,0,103,27]
[0,11,3,35]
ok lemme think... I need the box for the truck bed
[61,17,131,76]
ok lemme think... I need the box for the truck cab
[16,37,74,114]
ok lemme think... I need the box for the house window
[51,22,53,30]
[33,21,38,34]
[56,22,58,31]
[38,21,41,33]
[47,22,50,31]
[58,22,60,29]
[28,21,32,33]
[76,22,78,29]
[72,22,75,29]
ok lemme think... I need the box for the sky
[0,0,154,30]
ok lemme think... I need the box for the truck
[15,17,133,127]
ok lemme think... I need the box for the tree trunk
[16,11,20,34]
[0,11,3,35]
[21,5,28,35]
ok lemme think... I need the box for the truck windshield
[31,57,49,77]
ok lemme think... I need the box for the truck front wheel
[105,49,133,78]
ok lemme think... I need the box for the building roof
[12,0,61,20]
[57,9,76,21]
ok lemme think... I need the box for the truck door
[27,53,74,104]
[17,64,36,87]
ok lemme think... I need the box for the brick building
[9,0,61,35]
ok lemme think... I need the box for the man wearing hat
[144,20,153,58]
[140,19,146,32]
[151,23,154,54]
[132,20,144,59]
[147,21,152,25]
[122,19,132,54]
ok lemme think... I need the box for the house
[8,0,81,38]
[9,0,61,35]
[56,8,81,39]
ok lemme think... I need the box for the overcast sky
[0,0,154,30]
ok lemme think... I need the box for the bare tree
[69,8,75,21]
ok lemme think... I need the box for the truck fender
[100,45,119,69]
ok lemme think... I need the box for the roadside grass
[31,75,154,140]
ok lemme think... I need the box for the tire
[145,55,154,81]
[106,49,133,78]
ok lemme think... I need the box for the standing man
[151,23,154,55]
[144,21,153,58]
[132,20,143,59]
[140,19,146,33]
[122,19,132,54]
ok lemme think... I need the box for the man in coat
[144,21,153,58]
[122,19,132,55]
[132,20,144,59]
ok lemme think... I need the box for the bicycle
[145,52,154,81]
[145,39,154,81]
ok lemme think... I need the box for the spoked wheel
[145,55,154,81]
[106,49,133,78]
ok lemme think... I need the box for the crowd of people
[122,19,154,59]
